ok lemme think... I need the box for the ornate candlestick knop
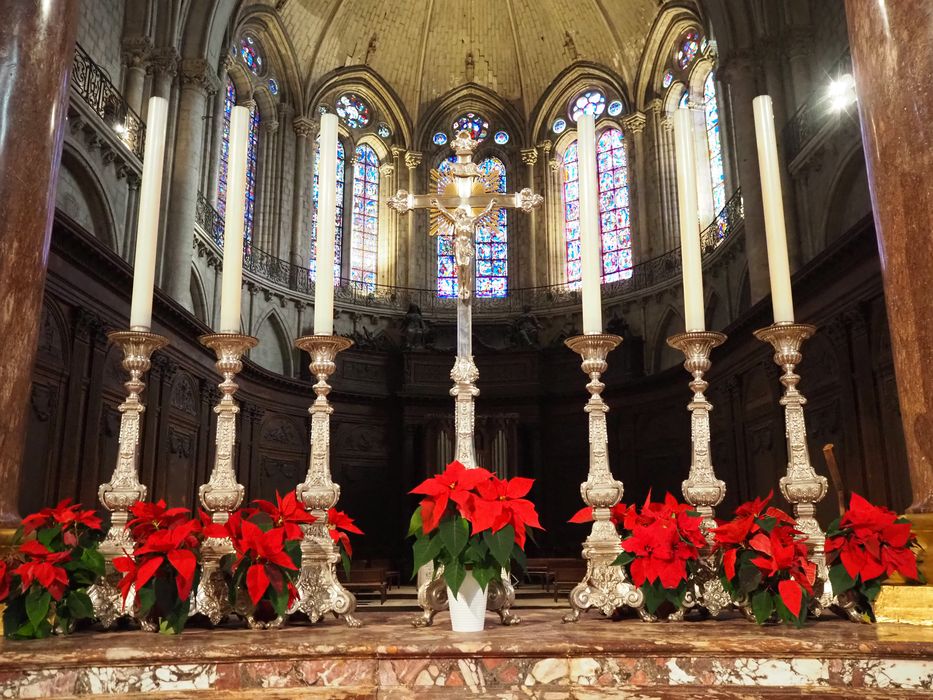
[754,322,832,609]
[90,330,168,627]
[666,330,731,617]
[289,335,361,627]
[193,333,257,625]
[563,333,645,623]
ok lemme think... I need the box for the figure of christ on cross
[387,130,543,626]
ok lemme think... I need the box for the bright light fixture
[827,73,857,112]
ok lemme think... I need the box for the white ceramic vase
[446,569,488,632]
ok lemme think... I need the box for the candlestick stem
[754,322,833,611]
[562,333,645,623]
[666,331,732,618]
[90,330,168,627]
[193,333,257,624]
[290,335,361,627]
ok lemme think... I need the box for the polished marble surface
[0,610,931,697]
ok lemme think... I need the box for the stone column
[290,117,315,267]
[0,0,79,535]
[149,48,178,273]
[543,142,562,283]
[622,112,647,261]
[404,151,423,288]
[719,52,770,304]
[273,103,294,258]
[846,1,933,514]
[520,147,538,286]
[122,173,141,258]
[659,112,679,252]
[163,58,219,310]
[121,36,151,117]
[379,162,396,285]
[784,29,813,111]
[391,146,408,286]
[254,111,280,252]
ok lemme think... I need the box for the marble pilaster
[0,0,79,535]
[846,1,933,514]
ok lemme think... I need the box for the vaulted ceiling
[271,0,664,119]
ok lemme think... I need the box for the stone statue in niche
[511,305,542,347]
[402,304,431,350]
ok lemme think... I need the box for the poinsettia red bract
[410,460,493,534]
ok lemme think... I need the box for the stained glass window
[350,145,379,290]
[662,70,674,88]
[571,90,606,122]
[311,138,345,282]
[436,157,508,299]
[268,77,279,95]
[563,128,632,285]
[433,132,448,146]
[607,100,624,117]
[452,112,489,141]
[552,118,567,134]
[216,78,260,249]
[677,30,700,69]
[494,131,510,145]
[377,122,391,139]
[240,36,263,75]
[336,93,370,129]
[680,89,690,108]
[704,72,725,213]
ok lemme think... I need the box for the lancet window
[563,127,632,285]
[704,72,726,213]
[350,144,379,290]
[216,78,260,249]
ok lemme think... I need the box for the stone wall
[76,0,125,83]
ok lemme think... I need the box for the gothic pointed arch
[418,83,524,151]
[633,6,705,107]
[57,145,118,254]
[252,308,294,376]
[232,3,305,111]
[652,305,685,373]
[189,266,209,325]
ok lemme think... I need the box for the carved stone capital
[390,145,405,160]
[538,139,552,155]
[222,53,237,73]
[644,98,664,116]
[240,98,257,112]
[261,119,280,134]
[405,151,423,169]
[379,163,395,176]
[548,157,561,172]
[622,111,646,135]
[520,148,538,166]
[148,47,179,78]
[121,36,152,69]
[293,116,316,138]
[180,58,221,95]
[717,50,759,86]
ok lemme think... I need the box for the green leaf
[751,589,773,625]
[471,564,498,592]
[462,539,487,566]
[829,564,856,596]
[863,579,882,603]
[26,589,51,630]
[444,558,466,598]
[511,545,526,573]
[135,585,156,617]
[642,582,666,614]
[758,516,777,533]
[439,517,469,558]
[66,591,94,620]
[612,551,635,567]
[81,547,106,577]
[484,526,515,569]
[412,535,444,576]
[37,525,61,548]
[341,550,352,578]
[407,508,424,538]
[737,562,762,595]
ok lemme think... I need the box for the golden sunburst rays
[428,168,502,239]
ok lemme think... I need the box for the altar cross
[387,130,543,469]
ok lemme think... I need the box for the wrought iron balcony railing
[199,187,743,316]
[70,43,146,160]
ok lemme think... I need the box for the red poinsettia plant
[2,499,104,639]
[409,461,543,597]
[327,508,364,576]
[713,492,817,627]
[113,500,203,634]
[207,491,311,621]
[604,494,706,615]
[825,493,924,621]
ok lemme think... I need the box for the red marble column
[846,1,933,513]
[0,0,79,534]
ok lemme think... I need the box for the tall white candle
[218,105,250,333]
[673,108,705,332]
[753,95,795,324]
[577,114,602,334]
[129,96,168,331]
[313,113,338,335]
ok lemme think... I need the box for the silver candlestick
[193,333,257,625]
[667,331,731,618]
[562,333,645,623]
[754,322,832,610]
[90,330,168,627]
[289,335,361,627]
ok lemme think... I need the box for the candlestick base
[193,333,257,625]
[289,335,361,627]
[754,322,833,612]
[561,334,646,623]
[91,330,167,627]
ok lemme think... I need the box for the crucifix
[387,130,543,625]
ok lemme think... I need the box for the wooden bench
[337,567,388,604]
[366,559,401,590]
[549,562,587,602]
